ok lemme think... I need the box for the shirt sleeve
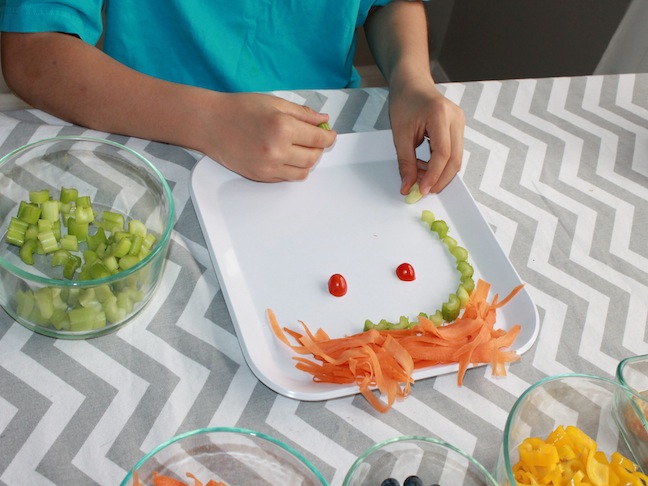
[0,0,104,46]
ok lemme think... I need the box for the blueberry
[403,475,423,486]
[380,479,400,486]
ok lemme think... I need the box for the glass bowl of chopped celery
[616,355,648,472]
[343,435,497,486]
[495,373,648,485]
[120,426,328,486]
[0,136,174,339]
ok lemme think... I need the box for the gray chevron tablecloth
[1,73,647,485]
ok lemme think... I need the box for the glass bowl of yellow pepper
[616,355,648,472]
[0,136,174,339]
[494,373,648,485]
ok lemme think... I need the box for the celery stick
[457,261,474,280]
[421,210,435,228]
[41,200,59,221]
[128,219,147,238]
[68,307,97,331]
[17,201,41,224]
[6,217,28,246]
[441,294,460,322]
[29,189,50,204]
[19,239,37,265]
[60,234,78,252]
[15,289,35,317]
[51,249,71,267]
[430,219,449,239]
[451,246,468,262]
[37,229,59,254]
[34,287,54,320]
[86,227,107,251]
[60,187,78,203]
[404,182,423,204]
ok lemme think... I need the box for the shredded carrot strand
[269,279,524,412]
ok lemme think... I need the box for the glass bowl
[0,136,174,339]
[120,427,328,486]
[495,373,646,485]
[343,436,497,486]
[616,355,648,471]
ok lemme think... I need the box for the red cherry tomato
[396,263,416,281]
[328,273,348,297]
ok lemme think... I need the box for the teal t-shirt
[0,0,392,91]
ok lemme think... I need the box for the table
[1,73,647,486]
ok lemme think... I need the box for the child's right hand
[195,92,337,182]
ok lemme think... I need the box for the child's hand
[389,79,465,196]
[198,92,337,182]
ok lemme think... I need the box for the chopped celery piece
[37,229,59,254]
[6,217,28,246]
[63,254,82,279]
[89,261,111,279]
[101,254,119,273]
[442,236,457,251]
[76,195,91,208]
[456,285,470,308]
[67,218,89,242]
[457,261,474,280]
[94,285,114,303]
[118,255,139,270]
[29,189,50,204]
[59,234,79,251]
[451,246,468,262]
[51,249,71,267]
[128,219,147,238]
[19,239,37,265]
[421,209,435,227]
[60,187,79,203]
[15,289,35,317]
[86,227,107,251]
[102,210,125,227]
[430,220,449,239]
[37,219,53,232]
[461,276,475,294]
[404,182,423,204]
[128,235,143,256]
[112,237,132,258]
[142,233,156,251]
[41,200,59,221]
[17,201,41,224]
[68,307,98,331]
[78,288,96,307]
[25,224,38,241]
[34,287,54,319]
[441,294,460,322]
[429,310,443,326]
[74,205,94,224]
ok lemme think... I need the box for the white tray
[190,131,539,401]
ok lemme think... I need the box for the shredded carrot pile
[268,279,524,413]
[133,471,226,486]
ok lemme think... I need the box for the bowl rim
[119,426,329,486]
[342,434,497,486]
[500,372,637,484]
[616,354,648,432]
[0,135,175,288]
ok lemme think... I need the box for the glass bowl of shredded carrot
[495,373,648,485]
[616,354,648,472]
[342,435,498,486]
[120,426,328,486]
[0,136,174,339]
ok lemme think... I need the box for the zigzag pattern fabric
[0,73,646,485]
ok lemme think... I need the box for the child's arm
[364,0,465,195]
[1,32,336,182]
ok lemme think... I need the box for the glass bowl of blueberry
[343,435,497,486]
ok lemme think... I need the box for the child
[0,0,464,195]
